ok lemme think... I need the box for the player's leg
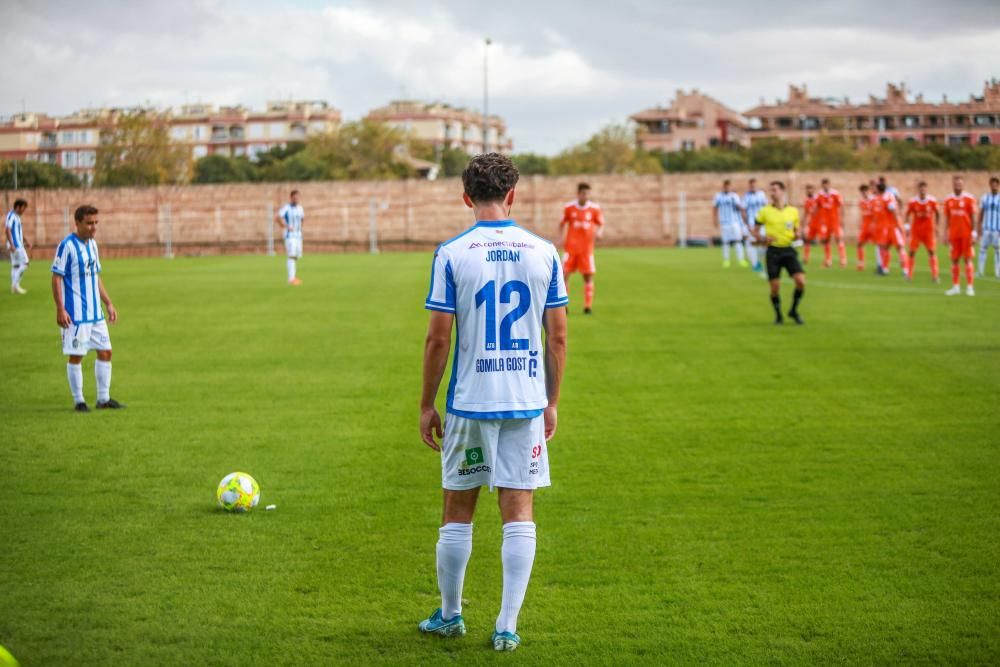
[787,251,806,324]
[765,248,783,323]
[802,234,811,263]
[835,228,847,267]
[822,233,832,267]
[66,354,86,410]
[963,242,975,295]
[856,236,866,270]
[721,238,731,267]
[993,235,1000,278]
[582,273,594,314]
[733,238,747,266]
[928,249,940,283]
[946,242,962,295]
[744,232,758,270]
[434,488,479,623]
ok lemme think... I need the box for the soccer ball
[216,472,260,512]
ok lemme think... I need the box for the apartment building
[743,80,1000,148]
[631,89,749,152]
[364,100,512,154]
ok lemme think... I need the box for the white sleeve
[545,247,569,309]
[424,247,456,313]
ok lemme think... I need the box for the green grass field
[1,246,998,665]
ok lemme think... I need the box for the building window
[194,127,204,140]
[310,121,326,133]
[229,125,244,140]
[211,125,228,140]
[234,145,246,156]
[248,124,265,139]
[62,151,77,167]
[879,137,890,145]
[61,131,75,144]
[78,150,96,167]
[171,127,188,140]
[269,122,286,138]
[776,117,793,129]
[979,136,991,145]
[193,145,208,158]
[289,123,307,139]
[948,135,970,145]
[681,140,695,151]
[903,116,919,128]
[79,131,92,143]
[974,115,995,126]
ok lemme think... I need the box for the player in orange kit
[856,183,881,271]
[943,175,977,296]
[872,182,908,276]
[801,184,820,264]
[904,181,940,282]
[814,178,846,267]
[560,182,604,314]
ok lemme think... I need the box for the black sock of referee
[791,287,804,314]
[770,294,782,318]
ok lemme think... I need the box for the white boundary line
[808,279,999,297]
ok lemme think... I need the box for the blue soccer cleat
[418,608,466,637]
[492,630,521,651]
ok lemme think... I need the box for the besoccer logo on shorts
[465,447,483,466]
[72,338,81,349]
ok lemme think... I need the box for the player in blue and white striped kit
[418,153,568,652]
[743,178,768,273]
[713,179,747,268]
[5,199,30,294]
[275,190,304,285]
[976,176,1000,278]
[51,205,124,412]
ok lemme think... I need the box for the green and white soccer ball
[216,472,260,512]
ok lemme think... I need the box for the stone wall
[3,171,994,257]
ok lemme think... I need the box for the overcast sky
[3,0,1000,154]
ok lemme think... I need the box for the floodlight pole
[483,38,489,153]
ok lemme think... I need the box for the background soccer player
[801,184,820,263]
[976,176,1000,278]
[904,181,940,282]
[943,175,977,296]
[712,179,747,268]
[419,153,568,652]
[815,178,846,268]
[873,182,908,276]
[275,190,304,285]
[5,198,30,295]
[754,181,805,325]
[51,205,123,411]
[742,178,767,273]
[560,182,603,313]
[856,184,880,271]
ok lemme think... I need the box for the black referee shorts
[766,246,804,280]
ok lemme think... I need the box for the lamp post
[483,37,491,154]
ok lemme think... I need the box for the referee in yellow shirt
[754,181,806,325]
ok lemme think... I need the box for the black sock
[770,295,782,317]
[791,287,804,313]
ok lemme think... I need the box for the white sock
[436,522,472,619]
[734,241,746,262]
[95,360,112,402]
[67,363,84,403]
[495,521,536,634]
[979,244,988,274]
[10,265,17,288]
[721,243,730,262]
[15,264,26,286]
[746,241,758,266]
[287,258,296,281]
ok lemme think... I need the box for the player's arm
[595,209,605,239]
[542,306,568,442]
[274,208,288,232]
[419,311,454,451]
[51,273,71,328]
[3,223,11,249]
[712,200,719,228]
[98,276,118,323]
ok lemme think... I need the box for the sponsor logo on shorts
[464,447,484,466]
[72,338,81,349]
[458,446,491,476]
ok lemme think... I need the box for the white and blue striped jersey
[981,192,1000,232]
[51,234,104,325]
[278,203,304,239]
[5,210,23,249]
[425,219,568,420]
[743,190,767,229]
[713,191,744,227]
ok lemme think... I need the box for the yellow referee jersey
[755,205,800,248]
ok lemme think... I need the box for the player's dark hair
[876,183,886,194]
[770,181,785,191]
[74,204,98,222]
[918,181,927,187]
[290,189,299,197]
[991,177,999,185]
[13,198,28,209]
[722,179,730,186]
[577,182,590,192]
[821,178,830,185]
[748,178,756,184]
[462,153,520,204]
[859,184,869,192]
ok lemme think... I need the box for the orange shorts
[563,251,596,275]
[877,226,903,247]
[821,219,842,239]
[806,221,826,240]
[949,235,973,261]
[909,225,936,252]
[858,224,878,244]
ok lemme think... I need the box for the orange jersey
[814,189,844,224]
[870,192,898,229]
[943,192,976,237]
[858,196,876,229]
[561,201,604,254]
[906,196,937,230]
[803,196,818,220]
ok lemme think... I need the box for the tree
[748,138,800,171]
[795,138,859,171]
[659,146,749,173]
[192,155,258,183]
[0,160,80,189]
[439,146,470,178]
[511,152,551,175]
[550,124,662,175]
[94,110,190,186]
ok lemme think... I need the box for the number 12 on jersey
[475,280,531,351]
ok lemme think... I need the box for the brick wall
[3,171,994,257]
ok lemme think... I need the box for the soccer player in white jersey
[418,153,568,652]
[275,189,304,285]
[713,179,747,268]
[51,205,123,412]
[976,176,1000,278]
[5,198,30,294]
[742,178,767,273]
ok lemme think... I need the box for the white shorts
[61,320,112,356]
[9,248,28,266]
[441,413,550,491]
[285,237,302,258]
[981,230,1000,248]
[721,224,744,243]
